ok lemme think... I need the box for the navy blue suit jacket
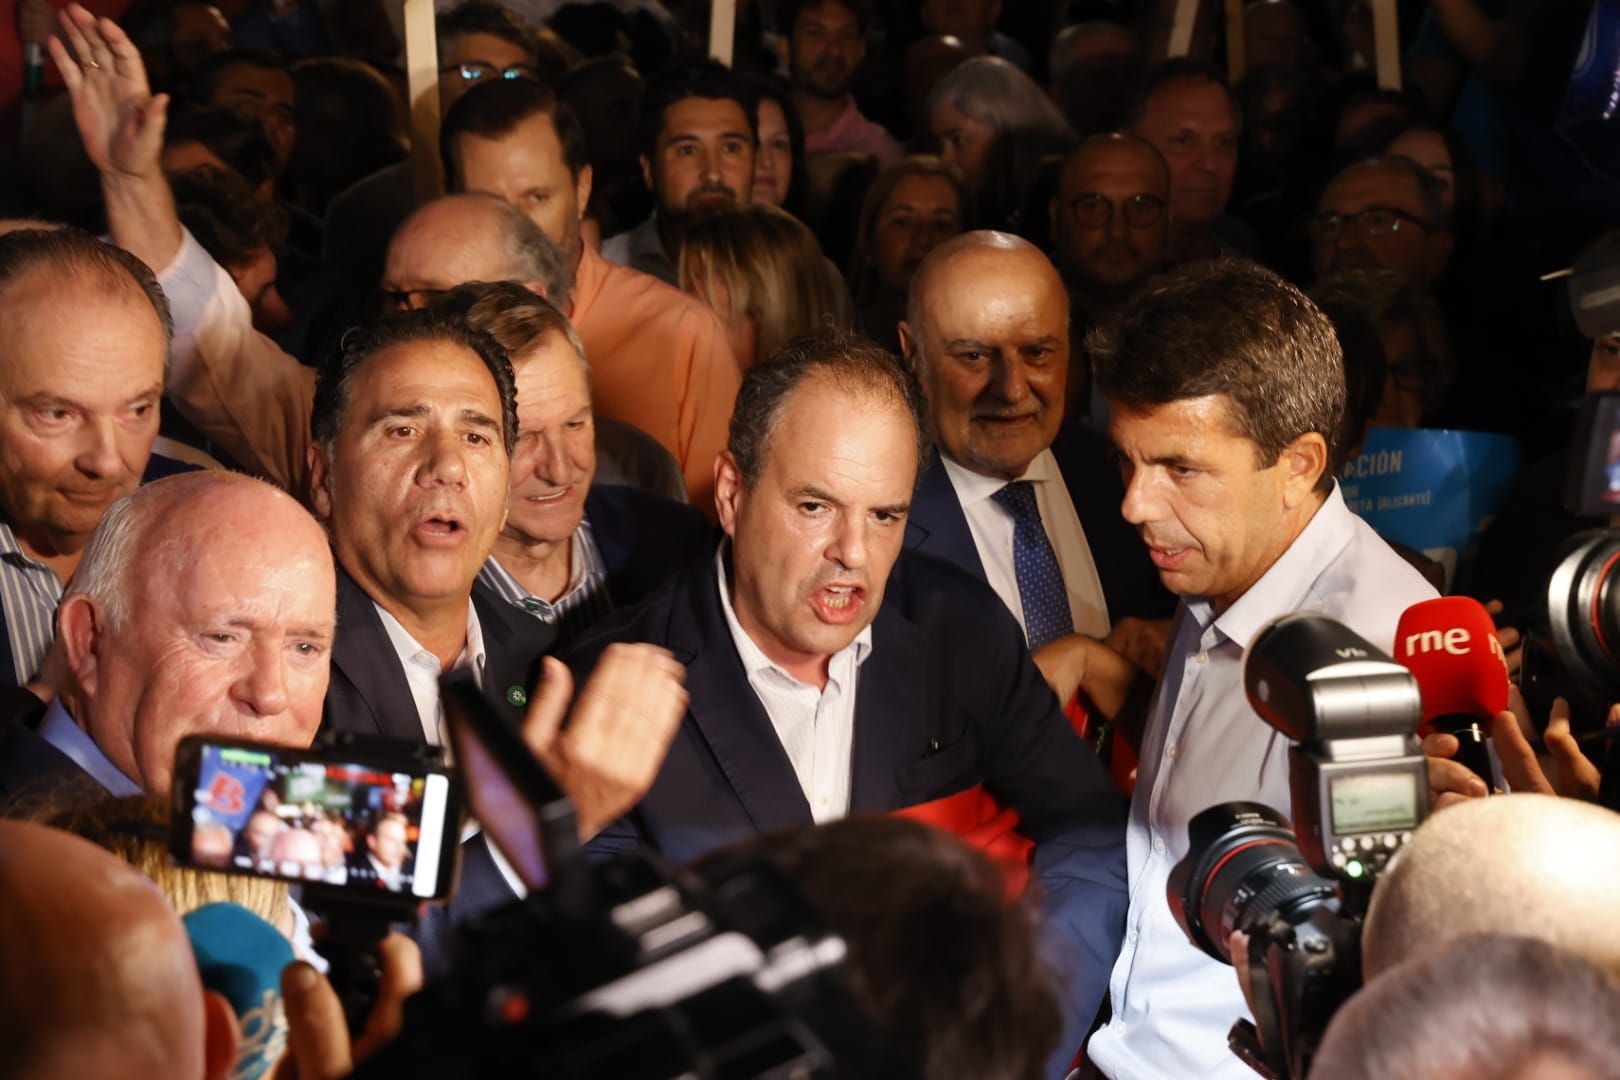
[581,483,713,635]
[320,568,555,744]
[904,425,1174,623]
[564,544,1128,1059]
[0,699,105,810]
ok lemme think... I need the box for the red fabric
[892,785,1034,898]
[1064,691,1138,796]
[1,1,133,142]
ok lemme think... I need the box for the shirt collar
[373,600,486,675]
[36,698,142,797]
[482,521,597,617]
[939,448,1059,507]
[1204,483,1357,650]
[713,544,873,686]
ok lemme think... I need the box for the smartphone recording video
[170,736,460,901]
[1567,392,1620,517]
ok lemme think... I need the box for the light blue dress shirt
[1087,485,1437,1079]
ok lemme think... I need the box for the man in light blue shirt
[1082,261,1438,1078]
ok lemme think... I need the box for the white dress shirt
[715,548,872,823]
[374,601,488,747]
[1087,485,1436,1079]
[941,449,1111,641]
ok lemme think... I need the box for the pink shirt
[803,100,903,166]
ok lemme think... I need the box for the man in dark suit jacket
[566,331,1127,1076]
[899,231,1173,718]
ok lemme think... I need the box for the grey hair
[62,473,253,631]
[1312,934,1620,1080]
[471,193,574,311]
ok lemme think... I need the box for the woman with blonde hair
[679,203,851,371]
[846,155,969,354]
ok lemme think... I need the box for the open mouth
[414,511,466,543]
[813,583,866,623]
[1147,545,1191,571]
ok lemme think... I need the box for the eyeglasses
[1308,207,1429,246]
[1065,193,1166,229]
[441,61,539,85]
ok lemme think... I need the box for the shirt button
[1153,835,1166,854]
[1166,743,1178,760]
[1127,929,1139,944]
[1195,651,1209,665]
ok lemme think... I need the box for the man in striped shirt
[0,227,173,687]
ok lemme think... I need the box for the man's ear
[774,32,790,69]
[896,320,920,373]
[57,595,102,699]
[640,153,654,195]
[307,444,333,521]
[713,450,743,537]
[1280,431,1330,508]
[576,163,594,225]
[200,989,241,1080]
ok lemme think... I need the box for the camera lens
[1167,803,1337,963]
[1547,530,1620,701]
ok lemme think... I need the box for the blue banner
[1340,428,1522,583]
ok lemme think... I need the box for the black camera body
[1169,614,1430,1080]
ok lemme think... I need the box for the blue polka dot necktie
[992,480,1074,650]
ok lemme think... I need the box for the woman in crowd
[745,75,808,220]
[678,203,850,371]
[845,155,968,354]
[926,55,1075,241]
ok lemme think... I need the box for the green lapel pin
[506,685,527,708]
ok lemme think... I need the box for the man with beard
[601,62,756,286]
[1051,134,1171,428]
[780,0,901,166]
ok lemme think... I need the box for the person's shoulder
[559,553,702,668]
[589,483,707,535]
[886,548,1021,628]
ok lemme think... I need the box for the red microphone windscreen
[1393,596,1511,725]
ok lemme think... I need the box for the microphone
[1393,596,1510,791]
[184,902,294,1080]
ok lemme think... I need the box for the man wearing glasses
[1308,156,1454,287]
[1051,133,1172,429]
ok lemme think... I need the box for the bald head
[0,821,224,1079]
[382,193,571,311]
[1363,794,1620,979]
[60,472,336,793]
[900,231,1070,480]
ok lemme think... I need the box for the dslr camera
[1167,613,1431,1080]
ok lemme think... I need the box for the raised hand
[48,3,165,178]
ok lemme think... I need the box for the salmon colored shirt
[570,243,740,517]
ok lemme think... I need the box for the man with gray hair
[0,470,336,803]
[1084,260,1436,1079]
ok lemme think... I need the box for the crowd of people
[0,0,1618,1077]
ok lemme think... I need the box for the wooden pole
[1371,0,1402,90]
[404,0,443,204]
[1225,0,1245,83]
[1167,0,1200,58]
[709,0,737,66]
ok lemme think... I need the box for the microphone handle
[1433,714,1496,793]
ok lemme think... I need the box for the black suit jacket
[583,483,713,629]
[564,545,1129,1057]
[904,424,1173,624]
[320,569,555,743]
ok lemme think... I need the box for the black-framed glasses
[1308,206,1430,245]
[1066,193,1166,229]
[441,61,539,85]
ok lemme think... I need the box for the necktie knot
[991,479,1041,522]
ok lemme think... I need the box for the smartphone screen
[441,671,577,893]
[171,737,460,901]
